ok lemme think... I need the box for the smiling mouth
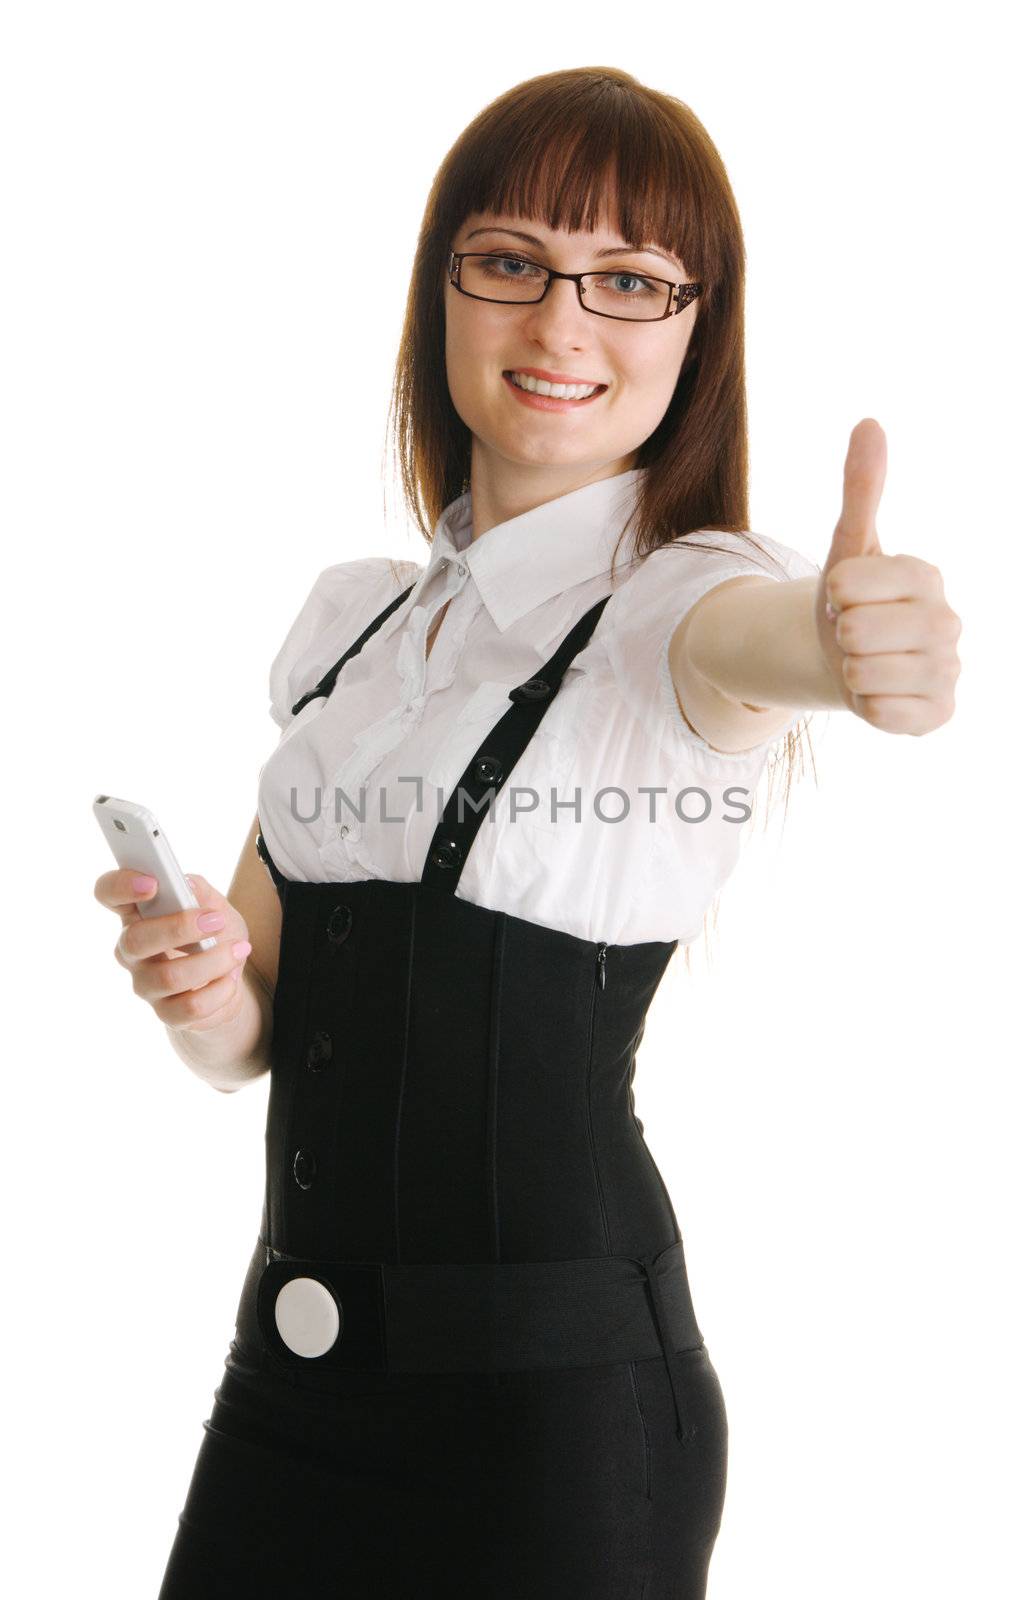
[502,370,608,400]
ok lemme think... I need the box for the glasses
[448,251,702,323]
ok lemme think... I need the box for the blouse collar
[420,467,646,632]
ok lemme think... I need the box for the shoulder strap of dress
[289,582,416,717]
[256,580,416,894]
[420,591,612,893]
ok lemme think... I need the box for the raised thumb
[825,417,886,569]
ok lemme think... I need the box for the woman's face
[443,209,698,482]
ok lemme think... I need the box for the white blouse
[257,468,820,947]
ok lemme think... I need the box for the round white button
[274,1276,340,1358]
[456,562,467,576]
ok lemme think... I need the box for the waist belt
[234,1235,703,1444]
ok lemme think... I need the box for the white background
[2,3,1028,1595]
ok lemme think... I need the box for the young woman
[99,66,960,1599]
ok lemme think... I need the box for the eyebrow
[462,227,684,275]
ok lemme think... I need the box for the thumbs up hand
[815,418,961,734]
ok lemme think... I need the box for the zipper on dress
[586,941,611,1252]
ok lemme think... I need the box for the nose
[520,274,593,343]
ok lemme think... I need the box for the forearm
[164,965,274,1092]
[684,576,851,712]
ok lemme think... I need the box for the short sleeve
[267,556,421,730]
[601,529,822,766]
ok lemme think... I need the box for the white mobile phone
[93,794,218,952]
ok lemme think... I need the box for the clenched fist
[815,418,962,734]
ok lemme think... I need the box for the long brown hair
[383,66,816,954]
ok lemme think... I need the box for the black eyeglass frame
[447,250,702,323]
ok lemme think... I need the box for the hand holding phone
[93,795,253,1033]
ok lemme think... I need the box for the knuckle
[178,987,209,1022]
[901,553,929,580]
[135,962,160,997]
[895,554,928,594]
[154,960,181,995]
[837,615,862,652]
[936,610,958,645]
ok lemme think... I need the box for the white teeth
[507,372,602,400]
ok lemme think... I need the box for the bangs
[443,82,708,281]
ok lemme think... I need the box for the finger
[825,553,933,613]
[119,903,228,964]
[827,418,887,565]
[841,651,942,698]
[152,970,245,1030]
[834,598,941,655]
[848,694,952,735]
[134,937,251,1004]
[95,866,159,915]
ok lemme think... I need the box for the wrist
[165,967,272,1089]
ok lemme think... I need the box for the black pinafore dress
[158,586,729,1600]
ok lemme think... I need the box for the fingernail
[231,940,252,961]
[825,599,839,622]
[133,875,157,894]
[198,911,225,931]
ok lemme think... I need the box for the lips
[505,367,608,388]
